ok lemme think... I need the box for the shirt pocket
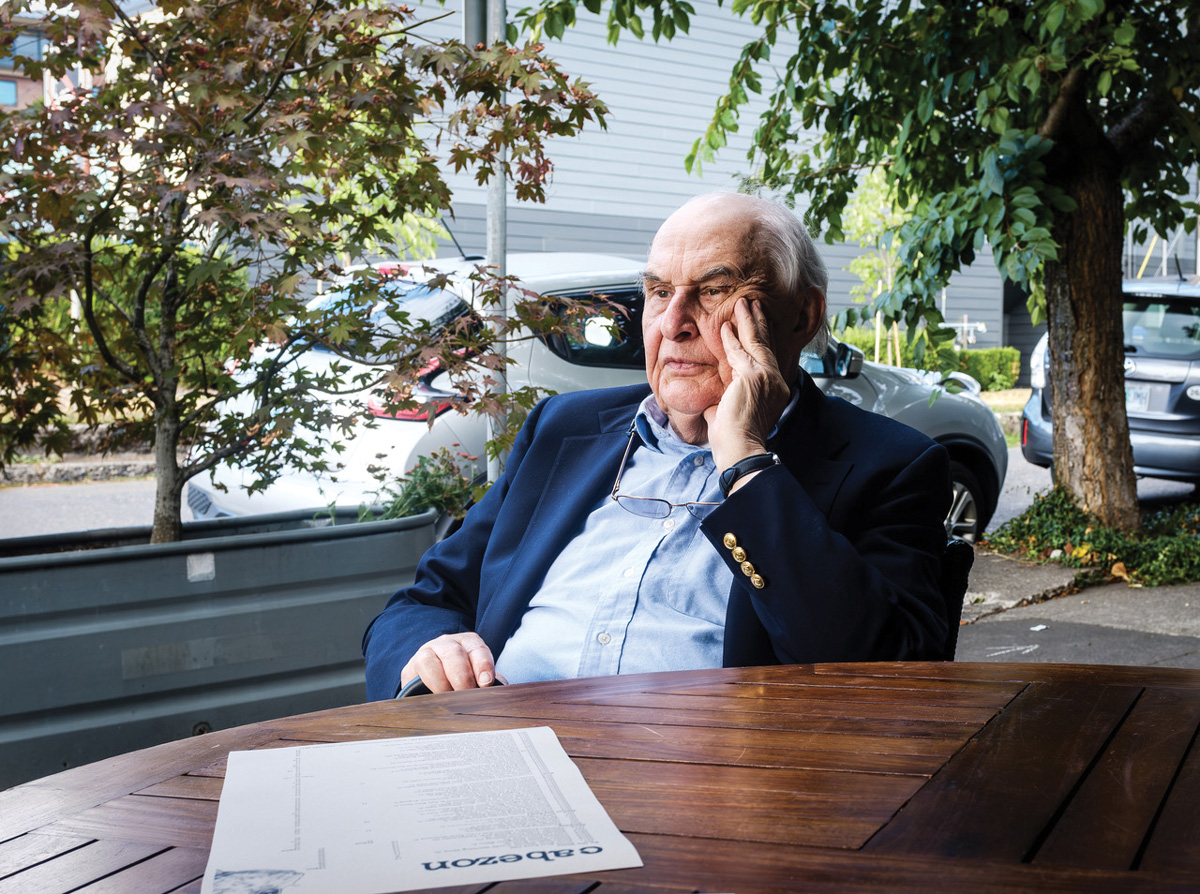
[653,526,731,625]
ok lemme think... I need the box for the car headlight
[1029,334,1048,390]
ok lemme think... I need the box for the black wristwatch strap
[719,453,780,497]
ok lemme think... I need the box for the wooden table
[3,662,1200,893]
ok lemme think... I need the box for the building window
[0,79,16,106]
[1,30,44,70]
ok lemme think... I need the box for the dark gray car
[1022,277,1200,482]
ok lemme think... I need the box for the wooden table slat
[0,723,286,843]
[1137,704,1200,872]
[570,691,1003,724]
[72,846,207,894]
[135,776,225,802]
[655,679,1024,708]
[0,832,92,882]
[484,879,594,893]
[249,720,966,776]
[810,662,1200,689]
[43,796,219,850]
[1033,686,1200,869]
[862,680,1143,860]
[457,700,986,739]
[0,839,164,894]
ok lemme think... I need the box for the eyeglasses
[610,424,721,519]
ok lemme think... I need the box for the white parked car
[188,253,1008,540]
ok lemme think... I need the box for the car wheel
[945,461,982,543]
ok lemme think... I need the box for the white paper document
[201,726,642,894]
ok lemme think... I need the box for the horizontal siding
[412,1,777,218]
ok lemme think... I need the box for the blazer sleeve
[360,399,547,701]
[702,433,952,665]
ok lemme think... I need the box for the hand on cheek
[706,299,791,471]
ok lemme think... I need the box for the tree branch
[240,1,328,127]
[1108,88,1181,167]
[1038,67,1088,142]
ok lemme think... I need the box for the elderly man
[362,192,950,699]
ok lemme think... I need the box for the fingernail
[479,671,493,686]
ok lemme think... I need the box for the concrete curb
[2,459,156,485]
[961,551,1081,623]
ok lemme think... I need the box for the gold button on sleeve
[751,573,766,589]
[723,533,738,550]
[731,546,746,562]
[740,561,755,577]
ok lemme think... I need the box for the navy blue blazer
[363,373,951,700]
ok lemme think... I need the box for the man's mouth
[663,358,709,372]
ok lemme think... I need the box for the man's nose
[659,288,700,340]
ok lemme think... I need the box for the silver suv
[1022,277,1200,482]
[189,253,1008,539]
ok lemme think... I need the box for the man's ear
[793,287,827,346]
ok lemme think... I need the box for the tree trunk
[151,412,184,543]
[1044,145,1141,533]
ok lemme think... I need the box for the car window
[800,348,829,376]
[308,280,474,359]
[1123,294,1200,360]
[543,288,645,369]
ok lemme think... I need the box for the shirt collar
[634,382,801,454]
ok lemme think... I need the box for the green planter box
[0,508,436,789]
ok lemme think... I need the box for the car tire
[946,461,982,543]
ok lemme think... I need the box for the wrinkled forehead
[645,203,769,283]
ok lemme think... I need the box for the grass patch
[982,488,1200,587]
[980,388,1031,415]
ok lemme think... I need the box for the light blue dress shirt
[495,393,733,683]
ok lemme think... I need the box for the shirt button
[623,567,636,578]
[663,518,675,530]
[597,632,612,645]
[693,456,705,466]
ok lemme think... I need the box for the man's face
[641,197,804,431]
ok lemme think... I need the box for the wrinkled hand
[703,297,791,472]
[401,632,507,693]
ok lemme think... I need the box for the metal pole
[485,0,508,484]
[462,0,486,46]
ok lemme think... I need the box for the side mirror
[834,343,864,379]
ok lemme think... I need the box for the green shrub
[834,328,1021,390]
[958,347,1021,391]
[363,447,478,521]
[834,326,938,371]
[983,488,1200,586]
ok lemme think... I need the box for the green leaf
[1044,3,1064,35]
[983,155,1004,195]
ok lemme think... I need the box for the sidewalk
[957,551,1200,668]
